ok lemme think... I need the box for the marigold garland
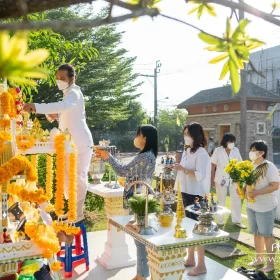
[68,144,77,221]
[50,261,61,272]
[0,131,12,155]
[7,183,48,205]
[30,155,38,182]
[52,220,80,235]
[45,154,53,201]
[54,134,66,216]
[0,91,12,117]
[16,135,35,151]
[0,119,11,129]
[0,155,37,184]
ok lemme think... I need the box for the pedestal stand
[88,183,136,269]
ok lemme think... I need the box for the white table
[109,215,230,280]
[88,183,136,269]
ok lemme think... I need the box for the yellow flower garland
[31,155,38,174]
[7,183,48,205]
[52,220,80,235]
[0,91,12,117]
[16,135,35,151]
[68,145,77,221]
[0,131,12,156]
[54,134,65,216]
[45,154,53,201]
[0,155,37,184]
[50,261,61,272]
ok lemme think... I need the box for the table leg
[97,197,136,269]
[146,247,186,280]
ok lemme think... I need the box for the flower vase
[135,215,145,227]
[247,185,256,203]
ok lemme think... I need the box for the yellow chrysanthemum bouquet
[225,159,257,202]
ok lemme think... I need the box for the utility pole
[239,0,247,159]
[139,60,161,127]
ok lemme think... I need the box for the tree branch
[0,7,159,31]
[208,0,280,27]
[0,0,93,19]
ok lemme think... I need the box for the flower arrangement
[16,135,35,151]
[128,195,160,217]
[225,159,257,202]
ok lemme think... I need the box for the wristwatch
[184,169,188,175]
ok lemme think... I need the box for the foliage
[157,109,187,151]
[128,195,160,216]
[188,1,217,19]
[30,7,141,129]
[84,192,104,212]
[199,18,264,94]
[0,32,48,86]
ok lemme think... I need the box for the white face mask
[227,143,235,150]
[184,136,193,146]
[56,80,69,90]
[249,151,262,162]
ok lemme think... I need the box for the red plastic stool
[57,223,89,278]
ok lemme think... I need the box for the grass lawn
[85,186,280,279]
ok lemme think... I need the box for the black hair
[184,122,207,153]
[137,125,158,158]
[250,140,267,159]
[58,64,76,79]
[220,133,236,148]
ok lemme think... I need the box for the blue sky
[93,0,280,115]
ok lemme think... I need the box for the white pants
[215,182,242,224]
[64,151,92,217]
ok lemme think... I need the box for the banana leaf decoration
[254,162,268,182]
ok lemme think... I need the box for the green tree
[30,7,142,129]
[157,109,187,151]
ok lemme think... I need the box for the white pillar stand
[88,183,136,269]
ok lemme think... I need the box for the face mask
[56,80,69,90]
[227,143,235,150]
[249,151,262,162]
[184,136,193,146]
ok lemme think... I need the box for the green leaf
[205,4,217,17]
[198,32,224,45]
[229,59,240,94]
[208,53,228,64]
[266,104,278,120]
[226,18,231,38]
[228,45,239,68]
[238,19,251,33]
[197,5,205,19]
[219,60,230,80]
[235,45,249,60]
[236,56,244,69]
[188,5,200,15]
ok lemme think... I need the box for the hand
[23,103,36,113]
[94,147,110,160]
[173,164,185,171]
[247,189,260,199]
[211,180,215,189]
[47,114,58,120]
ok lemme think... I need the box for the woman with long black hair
[95,125,158,280]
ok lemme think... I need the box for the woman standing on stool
[211,133,246,228]
[172,122,211,276]
[95,125,158,280]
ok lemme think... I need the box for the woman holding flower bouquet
[245,140,279,272]
[211,133,245,228]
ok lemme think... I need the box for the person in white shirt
[211,133,245,228]
[207,137,215,156]
[172,122,211,277]
[23,64,93,223]
[246,140,279,272]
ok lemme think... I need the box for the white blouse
[247,160,279,212]
[175,147,211,196]
[211,146,242,186]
